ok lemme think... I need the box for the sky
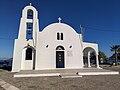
[0,0,120,59]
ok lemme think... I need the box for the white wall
[35,23,84,70]
[12,39,26,72]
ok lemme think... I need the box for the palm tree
[110,45,120,65]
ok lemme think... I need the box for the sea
[0,60,12,68]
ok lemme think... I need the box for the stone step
[60,75,82,78]
[59,73,82,78]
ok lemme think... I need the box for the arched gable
[41,23,78,35]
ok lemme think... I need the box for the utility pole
[80,25,84,41]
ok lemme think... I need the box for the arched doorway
[56,46,65,68]
[83,47,99,68]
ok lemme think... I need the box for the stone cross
[30,3,32,6]
[58,17,62,23]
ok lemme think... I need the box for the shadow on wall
[0,60,12,71]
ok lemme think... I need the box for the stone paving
[0,86,4,90]
[0,79,19,90]
[0,65,120,90]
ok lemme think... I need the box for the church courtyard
[0,65,120,90]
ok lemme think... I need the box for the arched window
[25,48,32,60]
[56,46,65,50]
[27,9,33,19]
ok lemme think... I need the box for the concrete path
[0,79,19,90]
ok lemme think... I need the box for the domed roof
[42,22,78,34]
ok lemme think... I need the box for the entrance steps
[59,73,82,78]
[14,68,119,78]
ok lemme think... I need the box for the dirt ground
[0,65,120,90]
[0,87,4,90]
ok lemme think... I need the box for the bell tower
[12,3,39,72]
[18,3,39,46]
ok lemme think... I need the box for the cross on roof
[58,17,62,23]
[30,3,32,6]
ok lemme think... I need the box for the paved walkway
[0,79,19,90]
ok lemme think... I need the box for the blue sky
[0,0,120,59]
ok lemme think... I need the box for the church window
[27,9,33,19]
[46,45,48,48]
[70,45,72,48]
[57,33,63,40]
[57,33,60,40]
[25,48,32,60]
[26,23,33,40]
[61,33,63,40]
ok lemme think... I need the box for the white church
[12,4,100,72]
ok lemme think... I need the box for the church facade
[12,4,100,72]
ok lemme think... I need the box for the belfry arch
[27,9,33,19]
